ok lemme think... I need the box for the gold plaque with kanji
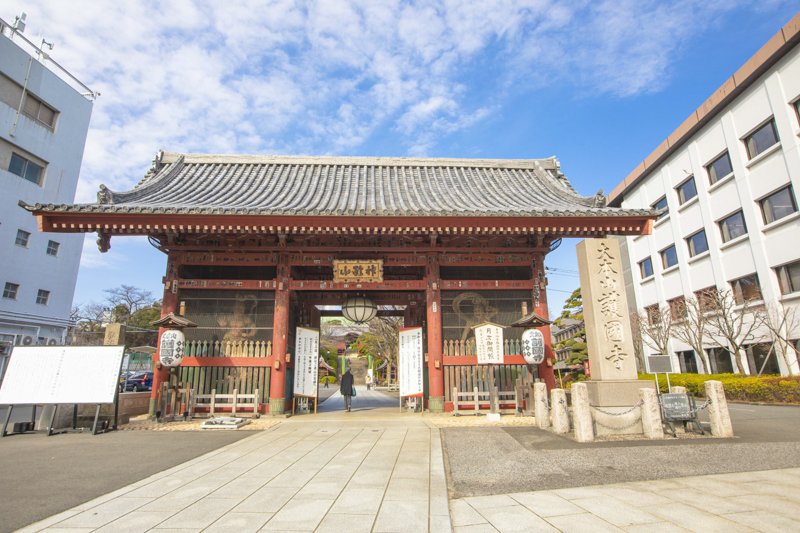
[333,260,383,283]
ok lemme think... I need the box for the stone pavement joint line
[451,466,800,533]
[18,393,452,533]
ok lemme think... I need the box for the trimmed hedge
[638,373,800,404]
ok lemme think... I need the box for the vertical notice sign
[474,323,504,365]
[293,327,319,398]
[399,327,424,397]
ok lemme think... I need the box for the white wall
[0,33,92,344]
[619,44,800,376]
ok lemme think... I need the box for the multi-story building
[0,16,94,353]
[610,13,800,376]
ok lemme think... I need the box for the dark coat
[340,371,354,396]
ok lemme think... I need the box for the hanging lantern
[521,328,545,365]
[159,329,185,367]
[341,295,377,324]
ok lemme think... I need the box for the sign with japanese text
[333,260,383,283]
[474,323,504,365]
[521,328,545,365]
[398,327,424,397]
[293,327,319,397]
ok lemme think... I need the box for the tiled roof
[27,152,656,218]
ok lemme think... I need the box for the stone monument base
[584,380,656,436]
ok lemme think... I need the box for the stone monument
[576,238,655,435]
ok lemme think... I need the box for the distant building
[550,318,583,364]
[0,17,94,349]
[610,13,800,376]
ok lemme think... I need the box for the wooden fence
[443,364,532,403]
[177,366,271,407]
[443,338,524,357]
[184,339,272,357]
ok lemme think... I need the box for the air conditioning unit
[47,338,59,346]
[20,336,34,346]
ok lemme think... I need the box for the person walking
[340,368,354,412]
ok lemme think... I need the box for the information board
[399,327,424,397]
[474,323,504,365]
[293,327,319,397]
[647,355,674,373]
[0,346,124,405]
[660,393,693,421]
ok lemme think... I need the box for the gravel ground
[443,403,800,498]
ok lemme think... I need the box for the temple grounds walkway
[12,398,800,532]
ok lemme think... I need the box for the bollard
[639,388,664,439]
[534,382,550,429]
[705,380,733,437]
[550,388,570,434]
[571,383,594,442]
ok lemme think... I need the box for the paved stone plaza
[12,390,800,532]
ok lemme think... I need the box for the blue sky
[7,1,798,315]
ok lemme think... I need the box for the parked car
[123,371,153,392]
[118,370,135,391]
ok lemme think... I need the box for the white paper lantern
[341,295,377,324]
[521,328,545,365]
[159,329,185,367]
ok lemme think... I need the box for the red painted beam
[442,355,528,365]
[181,357,273,367]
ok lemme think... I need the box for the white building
[0,16,94,352]
[610,13,800,376]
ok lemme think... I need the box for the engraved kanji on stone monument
[577,238,638,380]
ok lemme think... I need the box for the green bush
[638,373,800,404]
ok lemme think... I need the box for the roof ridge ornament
[97,184,114,204]
[592,189,607,208]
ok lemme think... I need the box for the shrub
[638,373,800,404]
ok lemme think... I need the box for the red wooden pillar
[269,257,290,415]
[534,255,556,390]
[426,255,445,412]
[151,256,179,417]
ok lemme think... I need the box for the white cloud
[4,0,792,204]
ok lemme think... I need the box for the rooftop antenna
[12,12,26,34]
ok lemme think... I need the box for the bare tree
[705,289,766,374]
[671,296,712,374]
[762,301,800,375]
[631,305,674,360]
[104,285,154,323]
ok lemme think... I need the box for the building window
[638,257,653,279]
[22,92,58,128]
[677,350,698,373]
[686,229,709,257]
[707,347,734,373]
[2,282,19,300]
[746,343,780,375]
[660,245,678,269]
[695,286,718,312]
[676,176,697,205]
[35,289,50,305]
[744,120,779,159]
[760,185,797,224]
[46,240,60,256]
[668,296,687,320]
[15,229,30,247]
[644,304,659,325]
[8,153,44,185]
[706,152,733,185]
[730,274,762,304]
[651,196,668,220]
[718,211,747,242]
[776,260,800,295]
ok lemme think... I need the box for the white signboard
[474,323,504,365]
[0,346,125,405]
[521,328,546,365]
[159,329,185,367]
[293,327,319,397]
[399,327,424,397]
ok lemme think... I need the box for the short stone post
[571,382,594,442]
[550,388,570,434]
[639,388,664,439]
[705,380,733,437]
[670,385,686,394]
[534,382,550,429]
